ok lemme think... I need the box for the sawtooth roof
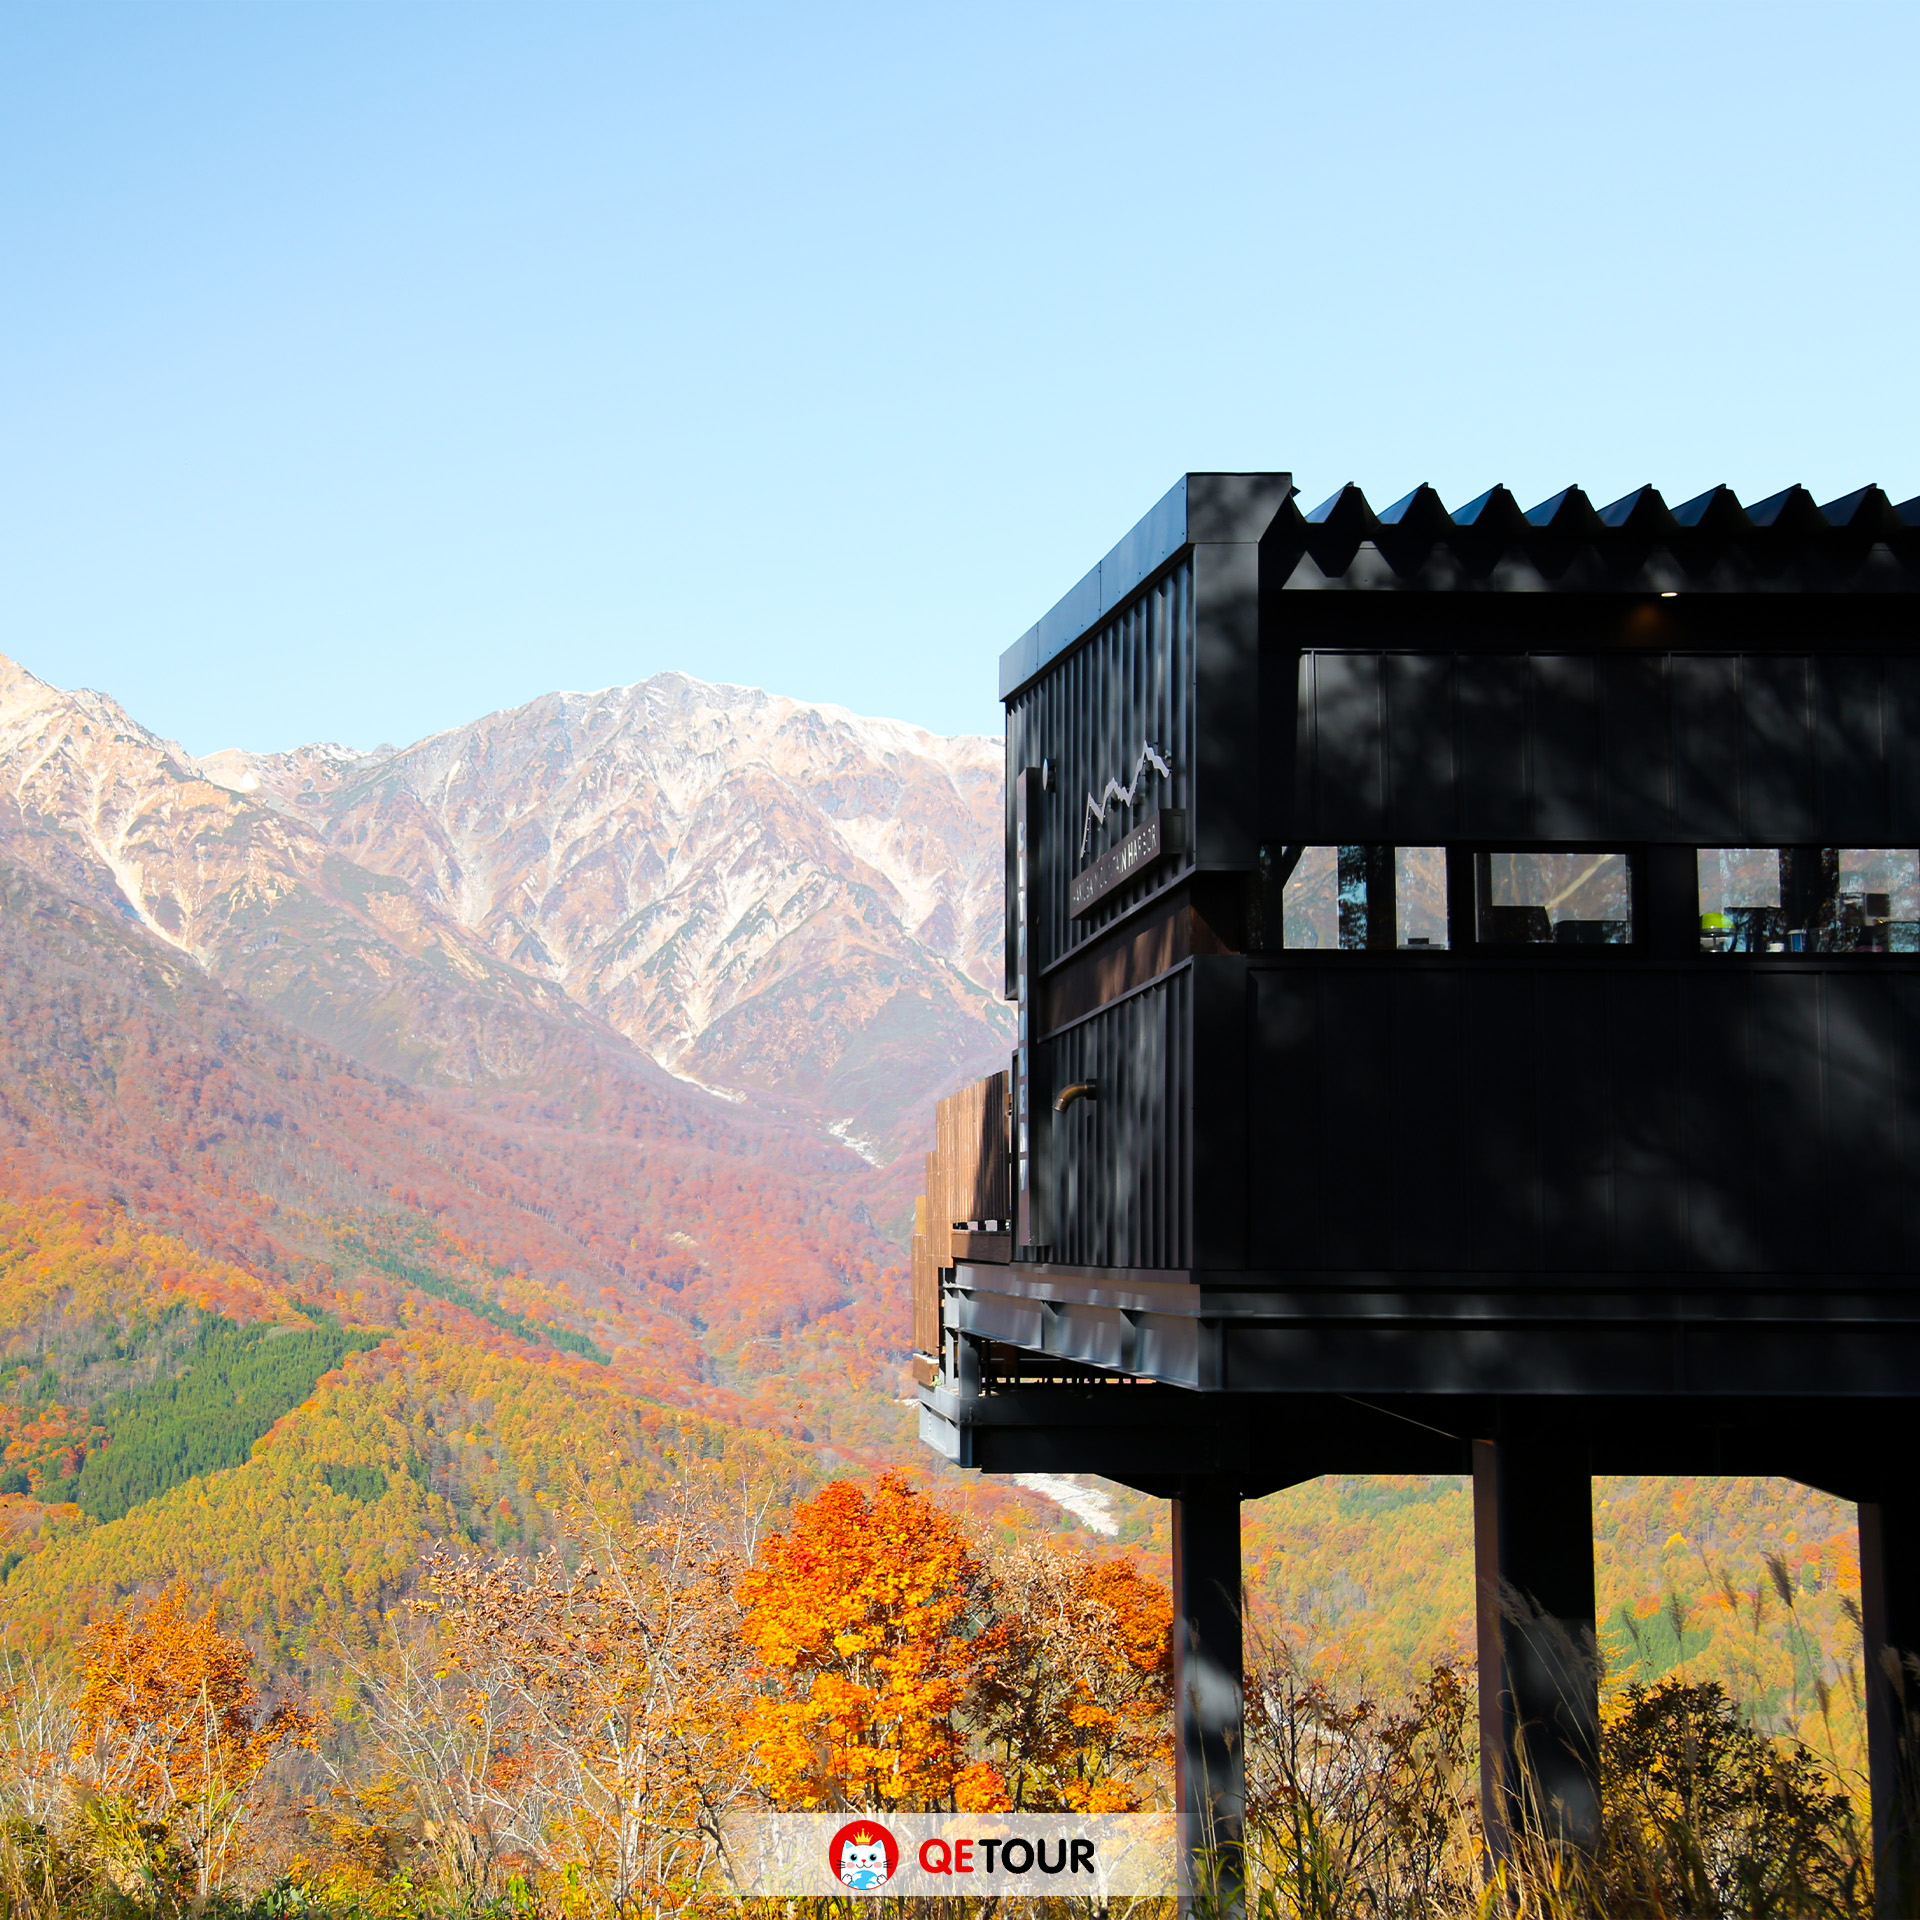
[1275,481,1920,593]
[1000,474,1920,702]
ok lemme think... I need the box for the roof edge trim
[999,473,1294,702]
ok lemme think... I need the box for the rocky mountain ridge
[199,671,1012,1152]
[0,656,1012,1157]
[0,655,629,1092]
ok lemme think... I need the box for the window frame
[1275,843,1447,954]
[1468,845,1640,952]
[1257,842,1920,962]
[1693,845,1920,958]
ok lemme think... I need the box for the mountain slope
[0,1191,1037,1668]
[0,655,639,1091]
[1,1290,821,1666]
[0,853,911,1439]
[209,674,1013,1153]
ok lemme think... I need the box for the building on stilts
[912,471,1920,1911]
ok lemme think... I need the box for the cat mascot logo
[828,1821,900,1890]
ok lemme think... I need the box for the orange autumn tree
[73,1583,316,1903]
[737,1474,1003,1811]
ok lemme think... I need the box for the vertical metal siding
[1381,652,1455,832]
[1598,654,1674,839]
[1006,557,1195,976]
[1740,656,1818,842]
[1529,654,1601,839]
[1249,960,1920,1277]
[1817,656,1889,841]
[1294,650,1920,846]
[1671,655,1742,842]
[1453,654,1531,839]
[1043,970,1191,1270]
[1888,656,1920,840]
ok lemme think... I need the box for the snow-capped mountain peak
[239,670,1012,1149]
[0,658,1011,1155]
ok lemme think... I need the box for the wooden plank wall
[911,1192,938,1355]
[912,1070,1009,1356]
[934,1070,1010,1228]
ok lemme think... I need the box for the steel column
[1472,1434,1601,1862]
[1860,1490,1920,1918]
[1172,1482,1244,1909]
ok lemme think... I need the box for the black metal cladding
[1001,474,1292,992]
[1248,962,1920,1277]
[1006,556,1196,982]
[953,477,1920,1893]
[1290,649,1920,846]
[1269,481,1920,848]
[1041,972,1190,1270]
[993,472,1920,1300]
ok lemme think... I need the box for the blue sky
[3,2,1914,754]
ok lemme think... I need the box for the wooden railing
[911,1069,1010,1358]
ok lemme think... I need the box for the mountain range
[0,646,1033,1433]
[203,676,1009,1156]
[0,657,1010,1160]
[0,649,1037,1649]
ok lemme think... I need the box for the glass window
[1697,848,1920,954]
[1697,847,1786,952]
[1395,846,1449,949]
[1281,845,1349,950]
[1477,851,1633,946]
[1334,846,1374,947]
[1280,845,1451,950]
[1837,848,1920,951]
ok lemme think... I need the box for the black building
[912,472,1920,1909]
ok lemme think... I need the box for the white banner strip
[719,1813,1176,1897]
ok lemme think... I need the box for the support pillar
[1472,1433,1601,1862]
[1860,1491,1920,1918]
[1172,1481,1243,1910]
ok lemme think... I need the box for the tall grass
[1230,1621,1877,1920]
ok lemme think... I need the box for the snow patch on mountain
[828,1119,887,1166]
[0,654,1012,1154]
[236,671,1013,1152]
[1012,1475,1120,1537]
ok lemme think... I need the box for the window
[1279,845,1450,950]
[1840,849,1920,950]
[1476,851,1632,945]
[1697,848,1920,954]
[1696,847,1787,953]
[1280,845,1357,950]
[1395,847,1449,948]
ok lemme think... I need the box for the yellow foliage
[0,1196,298,1343]
[3,1330,815,1661]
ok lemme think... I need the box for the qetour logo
[827,1821,899,1890]
[727,1810,1175,1896]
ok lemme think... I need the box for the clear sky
[3,2,1915,755]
